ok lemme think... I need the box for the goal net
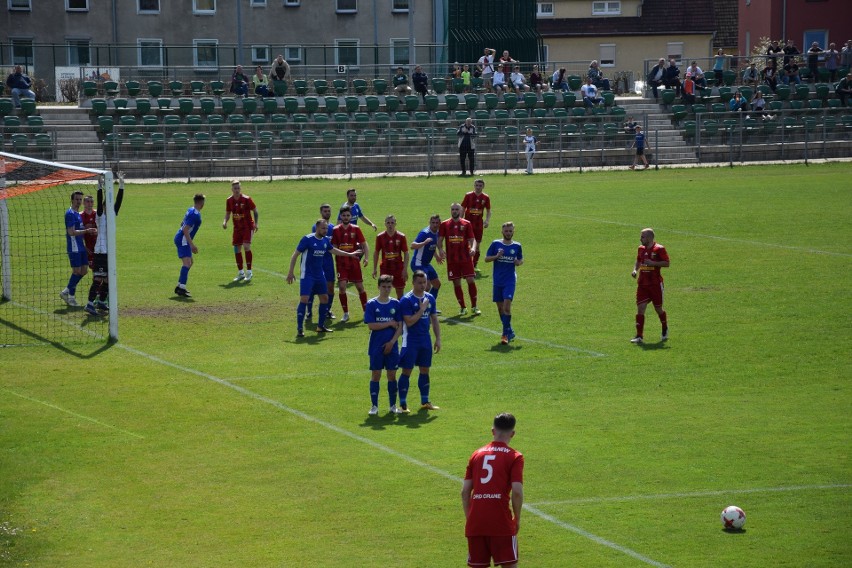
[0,152,118,346]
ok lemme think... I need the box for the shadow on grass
[488,342,523,353]
[358,408,439,430]
[0,317,115,359]
[637,341,670,351]
[169,295,196,303]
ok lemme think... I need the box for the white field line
[528,484,852,507]
[254,267,608,357]
[550,214,852,259]
[3,387,144,439]
[115,341,670,568]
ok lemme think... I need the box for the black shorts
[93,253,108,277]
[636,148,645,156]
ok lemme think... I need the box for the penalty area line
[115,341,669,567]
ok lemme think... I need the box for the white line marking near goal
[254,268,608,357]
[3,387,144,439]
[115,341,669,567]
[527,484,852,507]
[551,214,852,259]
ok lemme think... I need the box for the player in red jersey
[631,228,670,343]
[331,205,370,322]
[462,412,524,568]
[372,214,409,299]
[81,194,97,268]
[222,180,259,282]
[438,203,480,316]
[461,178,492,272]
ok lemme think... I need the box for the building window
[592,1,620,16]
[193,39,218,69]
[137,0,159,12]
[666,42,683,65]
[390,39,410,66]
[536,2,554,17]
[599,44,615,67]
[283,0,300,5]
[540,44,549,64]
[336,0,356,13]
[193,0,215,14]
[66,0,88,11]
[335,39,359,67]
[138,38,163,67]
[250,0,266,5]
[251,45,270,63]
[285,46,302,62]
[8,0,32,10]
[392,0,408,12]
[11,39,34,67]
[803,30,828,51]
[67,40,91,66]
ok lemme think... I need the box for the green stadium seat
[190,81,206,96]
[808,99,823,110]
[513,109,529,119]
[0,98,14,117]
[237,131,255,145]
[474,109,490,121]
[434,110,449,123]
[292,113,309,124]
[722,70,736,86]
[313,80,329,95]
[147,81,163,98]
[82,81,97,98]
[324,96,340,113]
[542,92,557,109]
[241,98,258,114]
[552,108,568,119]
[263,97,278,114]
[464,94,479,111]
[193,131,211,149]
[774,85,791,101]
[334,112,350,127]
[712,102,728,117]
[293,80,308,96]
[34,132,53,150]
[26,115,43,133]
[424,95,439,112]
[601,91,615,107]
[104,81,120,97]
[125,80,141,97]
[393,111,410,127]
[250,114,266,125]
[207,115,225,129]
[365,95,380,113]
[11,133,29,152]
[128,132,146,150]
[280,130,297,146]
[344,96,359,113]
[451,78,464,94]
[683,120,697,139]
[794,85,810,100]
[444,94,460,111]
[384,96,400,113]
[283,97,299,114]
[718,87,733,103]
[404,95,420,111]
[90,98,108,116]
[333,80,348,95]
[210,81,226,97]
[454,110,469,121]
[156,97,172,111]
[484,93,499,111]
[150,132,166,148]
[271,114,288,129]
[671,104,688,124]
[214,131,232,147]
[373,112,391,128]
[228,114,247,125]
[561,92,576,107]
[300,130,317,145]
[113,98,129,115]
[96,116,113,134]
[372,79,388,95]
[272,80,288,97]
[567,75,582,91]
[363,128,379,146]
[661,89,676,106]
[533,108,548,119]
[119,115,138,128]
[789,100,804,111]
[470,77,484,92]
[304,97,320,114]
[178,98,194,115]
[221,97,237,115]
[169,80,184,97]
[135,98,152,115]
[172,132,190,150]
[198,97,215,115]
[571,107,586,118]
[19,99,36,116]
[431,78,447,95]
[312,113,330,125]
[352,79,368,95]
[414,111,430,127]
[815,84,829,100]
[142,114,159,130]
[353,112,370,128]
[186,115,203,131]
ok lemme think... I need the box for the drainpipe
[781,0,787,41]
[237,0,243,65]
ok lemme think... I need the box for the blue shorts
[68,250,88,268]
[369,346,400,371]
[323,262,335,283]
[399,344,432,370]
[300,275,328,297]
[411,263,438,282]
[493,283,516,303]
[176,244,193,259]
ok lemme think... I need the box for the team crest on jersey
[509,248,516,255]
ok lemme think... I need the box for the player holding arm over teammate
[222,180,258,282]
[485,222,523,345]
[364,274,404,416]
[631,228,670,343]
[60,191,98,307]
[84,174,125,315]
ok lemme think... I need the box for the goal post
[0,152,118,345]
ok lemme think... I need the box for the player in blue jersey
[398,270,442,412]
[59,190,98,307]
[410,214,444,313]
[173,193,206,298]
[629,125,649,170]
[286,218,363,337]
[485,222,524,345]
[306,203,336,321]
[337,188,377,230]
[364,274,404,416]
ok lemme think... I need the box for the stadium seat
[156,97,172,110]
[237,131,255,145]
[789,100,804,111]
[34,132,52,150]
[82,81,97,98]
[451,78,464,94]
[671,104,688,124]
[774,85,791,101]
[26,115,43,133]
[333,112,350,127]
[128,132,146,150]
[365,95,380,113]
[473,109,489,121]
[444,94,460,111]
[711,102,728,117]
[808,99,823,110]
[561,92,577,108]
[504,125,519,138]
[325,96,341,113]
[193,131,211,150]
[718,87,733,103]
[11,133,29,151]
[502,93,518,110]
[683,120,696,139]
[283,97,299,115]
[343,96,359,113]
[703,119,719,138]
[768,101,784,112]
[543,123,559,138]
[300,130,317,145]
[186,115,203,131]
[333,80,348,95]
[191,81,206,96]
[470,77,484,93]
[384,96,400,113]
[513,108,529,119]
[372,79,388,95]
[304,97,320,114]
[272,80,288,97]
[169,81,184,97]
[533,108,548,119]
[826,98,842,109]
[228,114,247,125]
[601,91,615,107]
[214,131,232,148]
[722,70,736,86]
[815,84,829,100]
[271,114,288,129]
[250,113,266,125]
[0,98,14,117]
[484,93,499,111]
[373,112,391,128]
[135,98,152,115]
[568,75,582,91]
[353,112,370,128]
[178,98,195,115]
[221,97,237,115]
[125,80,141,98]
[150,132,166,148]
[352,79,368,96]
[393,111,409,127]
[464,94,479,111]
[794,85,810,100]
[661,89,676,106]
[104,81,120,97]
[403,127,419,142]
[424,95,439,112]
[571,107,586,118]
[96,116,113,134]
[609,105,626,117]
[119,115,138,129]
[199,98,215,115]
[210,81,226,97]
[542,92,557,109]
[258,130,275,146]
[522,92,538,111]
[263,97,278,114]
[691,104,708,116]
[241,98,258,114]
[552,108,568,119]
[172,132,190,150]
[313,80,328,95]
[431,78,447,95]
[142,115,159,130]
[293,80,308,96]
[312,113,330,125]
[404,95,420,111]
[147,81,163,98]
[207,115,225,129]
[90,98,108,116]
[280,130,297,146]
[414,111,430,127]
[113,98,129,115]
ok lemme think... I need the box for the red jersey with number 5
[636,243,669,286]
[226,194,257,231]
[464,441,524,537]
[439,218,475,264]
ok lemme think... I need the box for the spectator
[499,50,517,71]
[477,48,496,90]
[580,77,602,107]
[712,49,731,87]
[835,73,852,106]
[492,64,508,95]
[729,91,748,112]
[269,54,291,82]
[806,42,822,83]
[623,115,638,134]
[767,40,783,67]
[647,58,666,100]
[252,65,270,97]
[587,60,611,91]
[528,65,548,93]
[461,64,472,92]
[510,66,529,94]
[230,65,250,97]
[686,61,707,88]
[763,59,778,92]
[551,68,568,92]
[782,62,802,85]
[841,40,852,69]
[681,74,696,105]
[742,62,760,89]
[393,66,412,97]
[457,117,477,177]
[824,43,840,82]
[750,90,766,117]
[451,62,462,79]
[663,58,682,96]
[5,65,35,108]
[412,65,429,101]
[783,39,800,66]
[522,128,537,174]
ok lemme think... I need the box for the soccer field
[1,163,850,567]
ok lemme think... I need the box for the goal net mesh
[1,152,109,346]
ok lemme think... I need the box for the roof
[538,0,716,38]
[712,0,739,50]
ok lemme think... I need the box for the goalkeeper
[84,174,125,316]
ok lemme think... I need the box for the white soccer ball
[721,505,746,530]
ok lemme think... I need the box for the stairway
[38,107,104,169]
[614,98,699,165]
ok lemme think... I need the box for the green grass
[2,163,850,567]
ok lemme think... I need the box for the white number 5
[480,455,495,483]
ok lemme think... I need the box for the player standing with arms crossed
[222,180,258,282]
[461,178,492,274]
[364,274,404,416]
[462,412,524,568]
[631,228,670,343]
[438,203,480,316]
[372,214,409,300]
[485,222,524,345]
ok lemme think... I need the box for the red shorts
[467,535,518,567]
[637,283,664,307]
[469,221,484,242]
[232,226,254,246]
[381,264,406,289]
[337,262,364,283]
[447,257,475,281]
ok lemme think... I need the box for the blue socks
[67,273,83,295]
[398,374,410,406]
[297,302,306,330]
[179,266,190,286]
[388,380,398,407]
[318,302,329,328]
[369,380,380,406]
[418,373,430,404]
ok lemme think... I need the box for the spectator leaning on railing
[269,54,291,82]
[806,42,822,83]
[712,49,732,86]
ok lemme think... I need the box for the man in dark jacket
[412,65,429,101]
[6,65,35,108]
[662,59,681,97]
[646,58,666,100]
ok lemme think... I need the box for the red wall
[739,0,850,55]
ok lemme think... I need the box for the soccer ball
[720,505,746,530]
